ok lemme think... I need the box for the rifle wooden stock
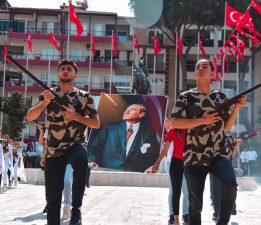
[6,55,63,107]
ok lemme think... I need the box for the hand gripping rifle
[226,128,261,149]
[6,55,64,108]
[194,83,261,135]
[212,82,261,113]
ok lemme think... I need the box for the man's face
[58,64,77,83]
[194,60,214,83]
[122,104,145,122]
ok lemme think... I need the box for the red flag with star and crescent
[91,34,96,56]
[50,31,61,52]
[134,32,140,55]
[225,4,244,27]
[151,35,161,56]
[112,32,118,56]
[27,32,33,52]
[250,0,261,15]
[4,41,8,61]
[69,2,83,37]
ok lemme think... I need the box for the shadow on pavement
[11,212,46,223]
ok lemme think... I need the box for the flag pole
[222,2,227,92]
[88,32,92,92]
[0,31,8,131]
[132,30,135,93]
[22,38,29,142]
[153,30,157,94]
[174,32,178,102]
[197,31,200,61]
[47,43,51,86]
[67,0,71,59]
[109,30,113,94]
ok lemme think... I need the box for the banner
[87,94,168,173]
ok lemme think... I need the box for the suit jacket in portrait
[88,121,159,172]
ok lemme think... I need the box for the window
[105,50,119,62]
[0,20,9,32]
[94,24,103,36]
[39,73,48,84]
[27,21,35,33]
[147,54,165,70]
[41,48,60,60]
[69,48,87,61]
[186,60,196,72]
[13,21,25,33]
[42,22,59,34]
[148,29,164,45]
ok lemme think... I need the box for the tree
[2,92,27,139]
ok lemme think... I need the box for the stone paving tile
[0,178,261,225]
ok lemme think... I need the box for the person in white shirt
[246,146,258,176]
[240,148,249,176]
[2,135,13,191]
[0,139,4,192]
[13,141,23,186]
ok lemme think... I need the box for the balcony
[8,53,116,68]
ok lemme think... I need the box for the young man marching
[171,59,246,225]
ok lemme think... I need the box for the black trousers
[184,157,237,225]
[45,144,87,225]
[169,157,184,215]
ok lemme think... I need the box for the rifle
[226,128,261,149]
[6,55,64,108]
[213,82,261,113]
[193,83,261,135]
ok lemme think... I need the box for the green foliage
[2,92,27,139]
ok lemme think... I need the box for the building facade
[0,0,260,139]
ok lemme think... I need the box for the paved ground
[0,177,261,225]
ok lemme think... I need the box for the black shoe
[42,205,47,213]
[183,214,189,223]
[168,214,174,225]
[212,215,217,221]
[69,208,82,225]
[231,207,237,215]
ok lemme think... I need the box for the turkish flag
[235,26,261,46]
[91,34,96,56]
[177,35,183,58]
[238,11,261,37]
[226,39,245,60]
[152,35,161,56]
[198,33,206,56]
[212,57,220,81]
[112,32,118,56]
[27,32,33,52]
[69,2,83,37]
[219,49,229,73]
[134,32,140,55]
[215,53,223,77]
[50,31,61,52]
[4,41,8,61]
[230,33,246,56]
[251,0,261,15]
[225,4,244,27]
[223,44,238,62]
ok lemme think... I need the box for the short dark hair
[196,58,215,71]
[58,59,78,73]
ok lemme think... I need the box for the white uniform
[13,148,22,184]
[3,143,13,187]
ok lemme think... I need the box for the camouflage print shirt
[37,86,97,158]
[171,88,229,166]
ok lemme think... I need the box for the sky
[8,0,134,17]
